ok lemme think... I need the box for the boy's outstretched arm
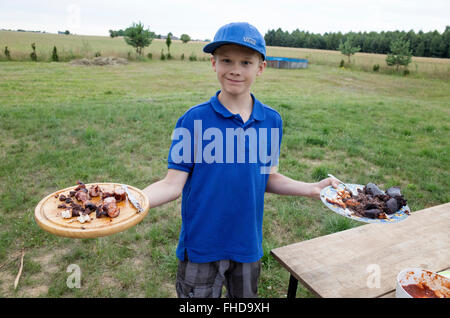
[265,171,339,199]
[142,169,189,208]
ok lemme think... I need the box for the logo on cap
[243,37,256,45]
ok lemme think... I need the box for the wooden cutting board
[35,183,150,238]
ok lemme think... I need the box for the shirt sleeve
[167,113,195,173]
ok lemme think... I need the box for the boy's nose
[230,67,241,76]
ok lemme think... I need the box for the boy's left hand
[312,177,340,199]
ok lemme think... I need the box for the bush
[189,52,197,61]
[30,43,37,61]
[147,52,152,60]
[94,51,101,57]
[166,33,172,56]
[403,69,410,76]
[373,64,380,72]
[51,46,59,62]
[339,59,345,68]
[67,49,76,61]
[135,54,147,62]
[4,46,11,60]
[160,49,166,60]
[181,53,185,60]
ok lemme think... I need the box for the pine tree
[4,46,11,60]
[386,39,412,72]
[51,46,59,62]
[338,38,361,64]
[124,22,153,55]
[30,43,37,61]
[166,32,172,59]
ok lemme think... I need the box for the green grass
[0,56,449,298]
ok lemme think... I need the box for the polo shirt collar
[210,90,266,121]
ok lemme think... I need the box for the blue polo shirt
[168,91,283,263]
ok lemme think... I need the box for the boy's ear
[257,60,267,76]
[211,56,217,72]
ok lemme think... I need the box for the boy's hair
[211,44,264,64]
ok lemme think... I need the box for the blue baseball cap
[203,22,266,60]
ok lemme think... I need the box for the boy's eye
[219,58,252,66]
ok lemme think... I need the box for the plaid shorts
[176,255,262,298]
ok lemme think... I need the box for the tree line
[264,27,450,58]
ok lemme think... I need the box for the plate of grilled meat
[35,181,149,238]
[320,182,410,224]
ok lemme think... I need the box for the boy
[142,22,338,298]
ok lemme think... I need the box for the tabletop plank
[271,202,450,298]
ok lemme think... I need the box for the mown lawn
[0,58,448,297]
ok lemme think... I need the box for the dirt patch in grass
[70,56,128,66]
[0,270,14,297]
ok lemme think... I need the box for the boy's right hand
[311,177,340,199]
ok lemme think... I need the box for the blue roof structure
[266,56,308,63]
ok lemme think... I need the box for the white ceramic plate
[320,183,410,224]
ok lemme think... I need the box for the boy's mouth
[226,78,244,84]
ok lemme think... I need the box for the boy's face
[211,44,266,98]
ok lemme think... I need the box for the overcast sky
[1,0,449,39]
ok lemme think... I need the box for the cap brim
[203,41,265,60]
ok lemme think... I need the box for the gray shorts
[176,255,262,298]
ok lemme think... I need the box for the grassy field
[0,33,449,298]
[1,30,450,79]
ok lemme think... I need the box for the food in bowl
[396,268,450,298]
[402,282,441,298]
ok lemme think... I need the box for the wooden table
[270,202,450,298]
